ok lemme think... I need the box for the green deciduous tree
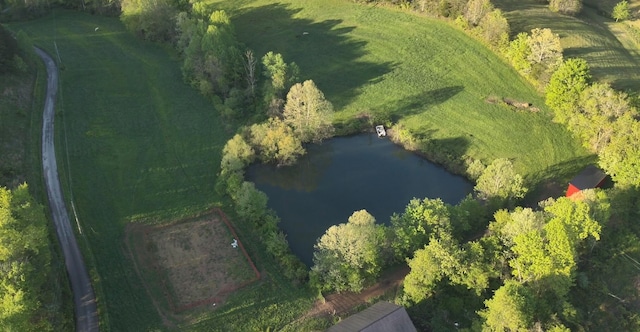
[479,9,509,48]
[527,28,563,67]
[613,1,631,22]
[0,184,52,331]
[490,207,546,246]
[177,9,242,98]
[527,28,563,85]
[220,134,255,174]
[508,197,602,297]
[475,158,527,207]
[545,58,591,124]
[504,32,532,73]
[480,280,534,332]
[310,210,386,293]
[120,0,178,41]
[283,80,335,143]
[599,116,640,187]
[233,181,268,224]
[249,118,305,166]
[570,83,633,153]
[549,0,583,16]
[390,198,453,259]
[262,52,299,116]
[403,239,449,302]
[464,0,493,26]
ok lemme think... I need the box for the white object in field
[231,238,238,248]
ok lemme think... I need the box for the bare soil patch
[126,210,259,316]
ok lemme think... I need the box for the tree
[490,207,545,246]
[525,28,563,85]
[507,197,602,297]
[475,158,527,206]
[220,134,255,174]
[233,181,268,224]
[283,80,335,143]
[480,280,534,332]
[177,9,242,98]
[249,118,305,166]
[479,9,510,48]
[310,210,386,293]
[464,0,494,26]
[262,52,300,116]
[549,0,583,16]
[244,50,258,99]
[545,58,591,124]
[0,184,52,331]
[570,83,633,153]
[390,198,453,259]
[262,52,300,115]
[505,32,532,73]
[120,0,178,41]
[599,115,640,187]
[402,239,449,302]
[527,28,563,70]
[612,1,631,22]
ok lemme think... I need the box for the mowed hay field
[494,0,640,91]
[211,0,590,185]
[9,0,594,329]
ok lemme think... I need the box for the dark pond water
[245,134,473,266]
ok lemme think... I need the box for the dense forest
[1,0,639,330]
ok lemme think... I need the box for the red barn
[566,165,608,197]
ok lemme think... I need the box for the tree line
[0,185,59,331]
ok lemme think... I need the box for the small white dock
[375,125,386,137]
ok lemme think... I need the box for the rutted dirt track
[36,47,99,332]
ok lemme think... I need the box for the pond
[245,134,473,267]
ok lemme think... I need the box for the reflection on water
[247,141,333,192]
[245,134,473,266]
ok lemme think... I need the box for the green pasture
[10,9,317,330]
[212,0,590,185]
[8,0,597,328]
[494,0,640,91]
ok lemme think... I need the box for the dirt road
[36,47,99,332]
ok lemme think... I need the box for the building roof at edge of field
[569,165,608,190]
[327,301,417,332]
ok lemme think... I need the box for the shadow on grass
[230,3,395,109]
[380,86,464,123]
[523,154,597,206]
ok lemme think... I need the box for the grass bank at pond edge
[211,0,591,190]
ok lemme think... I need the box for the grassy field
[494,0,640,91]
[0,51,74,331]
[7,0,595,329]
[10,10,317,331]
[210,0,590,188]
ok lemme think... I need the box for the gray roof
[327,301,417,332]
